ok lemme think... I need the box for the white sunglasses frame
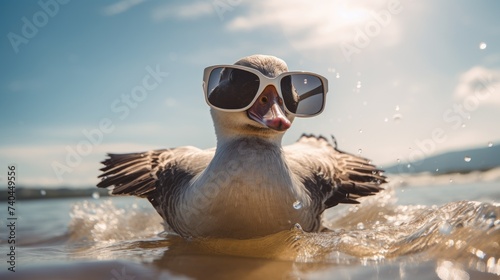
[202,64,329,118]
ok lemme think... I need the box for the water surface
[1,172,500,280]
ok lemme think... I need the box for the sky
[1,0,499,188]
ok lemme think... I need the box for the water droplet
[40,190,46,196]
[435,168,439,172]
[475,249,486,259]
[464,156,471,162]
[336,73,340,78]
[407,164,411,168]
[393,113,403,122]
[484,212,496,228]
[92,191,100,199]
[449,178,454,183]
[357,149,362,154]
[461,123,466,128]
[445,240,454,247]
[359,129,363,133]
[384,117,388,122]
[479,42,487,50]
[292,200,303,210]
[439,221,453,235]
[356,81,362,89]
[357,222,365,230]
[396,158,401,163]
[395,105,400,111]
[303,78,308,85]
[488,142,493,147]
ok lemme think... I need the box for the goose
[97,54,386,239]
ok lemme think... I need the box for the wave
[63,185,500,277]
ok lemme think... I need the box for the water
[1,173,500,280]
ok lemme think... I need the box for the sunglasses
[202,65,329,117]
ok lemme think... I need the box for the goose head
[209,55,296,144]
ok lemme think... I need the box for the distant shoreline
[0,187,111,201]
[5,166,500,201]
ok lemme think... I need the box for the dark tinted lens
[281,74,324,115]
[207,67,259,110]
[281,76,298,113]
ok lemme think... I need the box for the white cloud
[226,0,403,50]
[102,0,147,16]
[152,2,213,22]
[453,66,500,106]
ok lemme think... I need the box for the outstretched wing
[284,134,386,209]
[97,146,214,216]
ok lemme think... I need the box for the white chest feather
[175,138,314,238]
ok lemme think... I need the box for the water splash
[68,199,163,245]
[57,186,500,279]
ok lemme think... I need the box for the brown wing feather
[284,134,386,209]
[97,149,169,197]
[97,146,214,225]
[97,146,214,198]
